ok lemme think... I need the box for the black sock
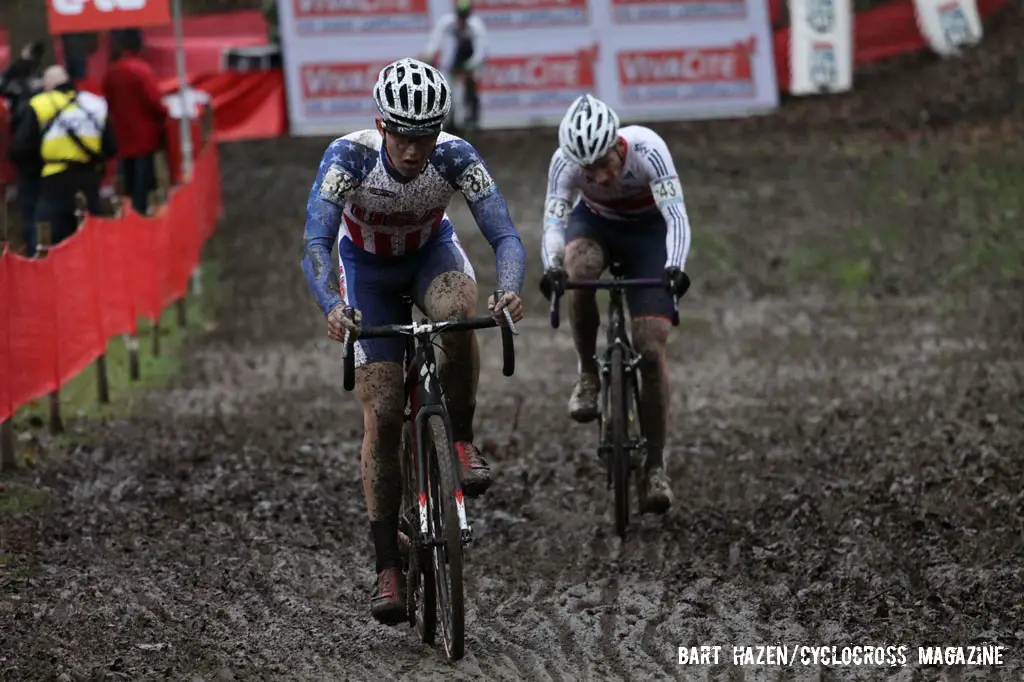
[370,519,401,573]
[645,445,664,472]
[447,401,476,443]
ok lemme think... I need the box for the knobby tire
[401,422,436,645]
[427,414,465,661]
[609,346,630,537]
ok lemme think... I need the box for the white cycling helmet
[558,94,620,166]
[373,58,451,136]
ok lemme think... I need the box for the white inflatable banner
[277,0,779,136]
[913,0,983,56]
[788,0,853,95]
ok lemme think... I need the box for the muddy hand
[327,303,361,343]
[488,291,524,325]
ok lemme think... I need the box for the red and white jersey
[541,125,692,271]
[326,128,481,257]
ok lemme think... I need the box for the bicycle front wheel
[427,414,465,661]
[609,346,631,537]
[400,421,436,644]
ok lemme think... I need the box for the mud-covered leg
[422,271,492,497]
[564,238,606,422]
[631,316,673,514]
[354,361,408,623]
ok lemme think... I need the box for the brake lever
[340,305,356,357]
[502,306,520,336]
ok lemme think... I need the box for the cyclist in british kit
[300,58,525,625]
[422,0,487,131]
[538,94,692,515]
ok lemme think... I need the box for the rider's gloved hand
[488,290,524,325]
[662,266,690,297]
[539,266,568,301]
[327,302,361,343]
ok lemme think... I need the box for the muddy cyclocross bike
[341,290,518,661]
[548,264,688,537]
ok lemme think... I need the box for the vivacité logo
[48,0,169,33]
[292,0,430,35]
[301,61,390,117]
[618,39,757,103]
[474,0,588,28]
[611,0,746,23]
[478,49,596,110]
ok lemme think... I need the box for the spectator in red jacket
[101,29,168,216]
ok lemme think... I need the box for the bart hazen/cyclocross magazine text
[678,644,1007,667]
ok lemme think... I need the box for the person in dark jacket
[102,29,168,216]
[1,41,45,250]
[10,66,117,254]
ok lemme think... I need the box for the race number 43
[651,175,683,207]
[53,0,148,13]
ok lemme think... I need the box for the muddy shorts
[564,202,675,319]
[339,219,476,368]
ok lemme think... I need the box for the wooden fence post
[1,186,16,469]
[1,420,14,472]
[1,181,8,244]
[76,193,111,405]
[147,186,162,358]
[35,222,64,435]
[155,151,187,329]
[110,195,142,382]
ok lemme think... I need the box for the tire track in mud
[2,127,1023,681]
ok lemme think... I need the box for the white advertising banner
[788,0,854,95]
[913,0,983,56]
[278,0,779,136]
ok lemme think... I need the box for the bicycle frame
[341,293,517,548]
[340,292,516,658]
[548,266,682,532]
[596,285,647,474]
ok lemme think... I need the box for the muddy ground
[3,10,1024,681]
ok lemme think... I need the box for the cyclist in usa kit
[300,58,526,625]
[539,94,692,515]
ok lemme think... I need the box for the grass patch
[0,484,50,516]
[784,140,1024,296]
[11,258,223,434]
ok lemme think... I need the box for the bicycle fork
[411,404,473,548]
[595,343,648,484]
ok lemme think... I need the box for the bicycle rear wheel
[426,414,465,660]
[400,421,436,644]
[609,346,631,537]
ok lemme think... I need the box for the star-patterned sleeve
[301,137,376,315]
[636,133,692,270]
[433,139,526,295]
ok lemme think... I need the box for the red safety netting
[0,129,222,422]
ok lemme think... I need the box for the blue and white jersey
[301,129,526,315]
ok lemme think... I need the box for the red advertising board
[47,0,172,36]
